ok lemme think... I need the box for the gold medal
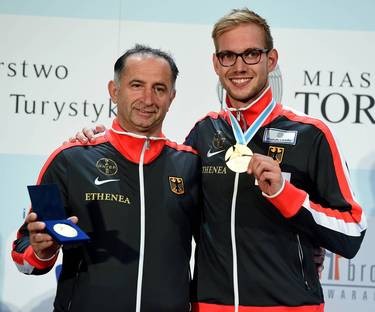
[225,144,253,173]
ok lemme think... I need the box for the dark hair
[113,44,179,88]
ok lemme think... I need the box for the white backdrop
[1,1,374,311]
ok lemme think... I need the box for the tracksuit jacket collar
[225,86,282,129]
[106,118,167,164]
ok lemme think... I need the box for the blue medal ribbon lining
[228,99,276,145]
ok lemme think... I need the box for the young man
[72,8,366,311]
[185,8,366,311]
[11,45,201,312]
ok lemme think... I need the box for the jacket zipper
[296,234,310,290]
[67,258,83,311]
[230,173,240,312]
[236,110,241,121]
[135,138,148,312]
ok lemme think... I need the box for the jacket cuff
[24,245,59,270]
[263,181,307,218]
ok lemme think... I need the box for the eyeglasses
[215,48,269,67]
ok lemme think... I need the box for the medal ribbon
[228,99,276,145]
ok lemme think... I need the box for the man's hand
[247,153,283,196]
[67,124,106,144]
[26,212,78,259]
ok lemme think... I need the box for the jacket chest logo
[212,130,227,149]
[268,146,285,164]
[96,158,118,176]
[169,176,185,195]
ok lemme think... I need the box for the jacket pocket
[296,234,311,290]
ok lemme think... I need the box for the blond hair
[212,8,273,51]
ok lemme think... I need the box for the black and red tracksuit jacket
[185,87,367,312]
[12,118,201,312]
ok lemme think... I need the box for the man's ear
[167,89,176,111]
[108,80,119,103]
[267,48,279,73]
[170,89,176,102]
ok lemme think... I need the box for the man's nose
[142,87,153,105]
[232,55,248,71]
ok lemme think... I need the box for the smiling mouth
[136,107,156,114]
[230,77,252,85]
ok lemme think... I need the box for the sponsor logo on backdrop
[321,251,375,303]
[1,59,117,122]
[295,70,375,124]
[0,60,69,79]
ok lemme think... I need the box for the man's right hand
[26,212,78,260]
[67,124,107,144]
